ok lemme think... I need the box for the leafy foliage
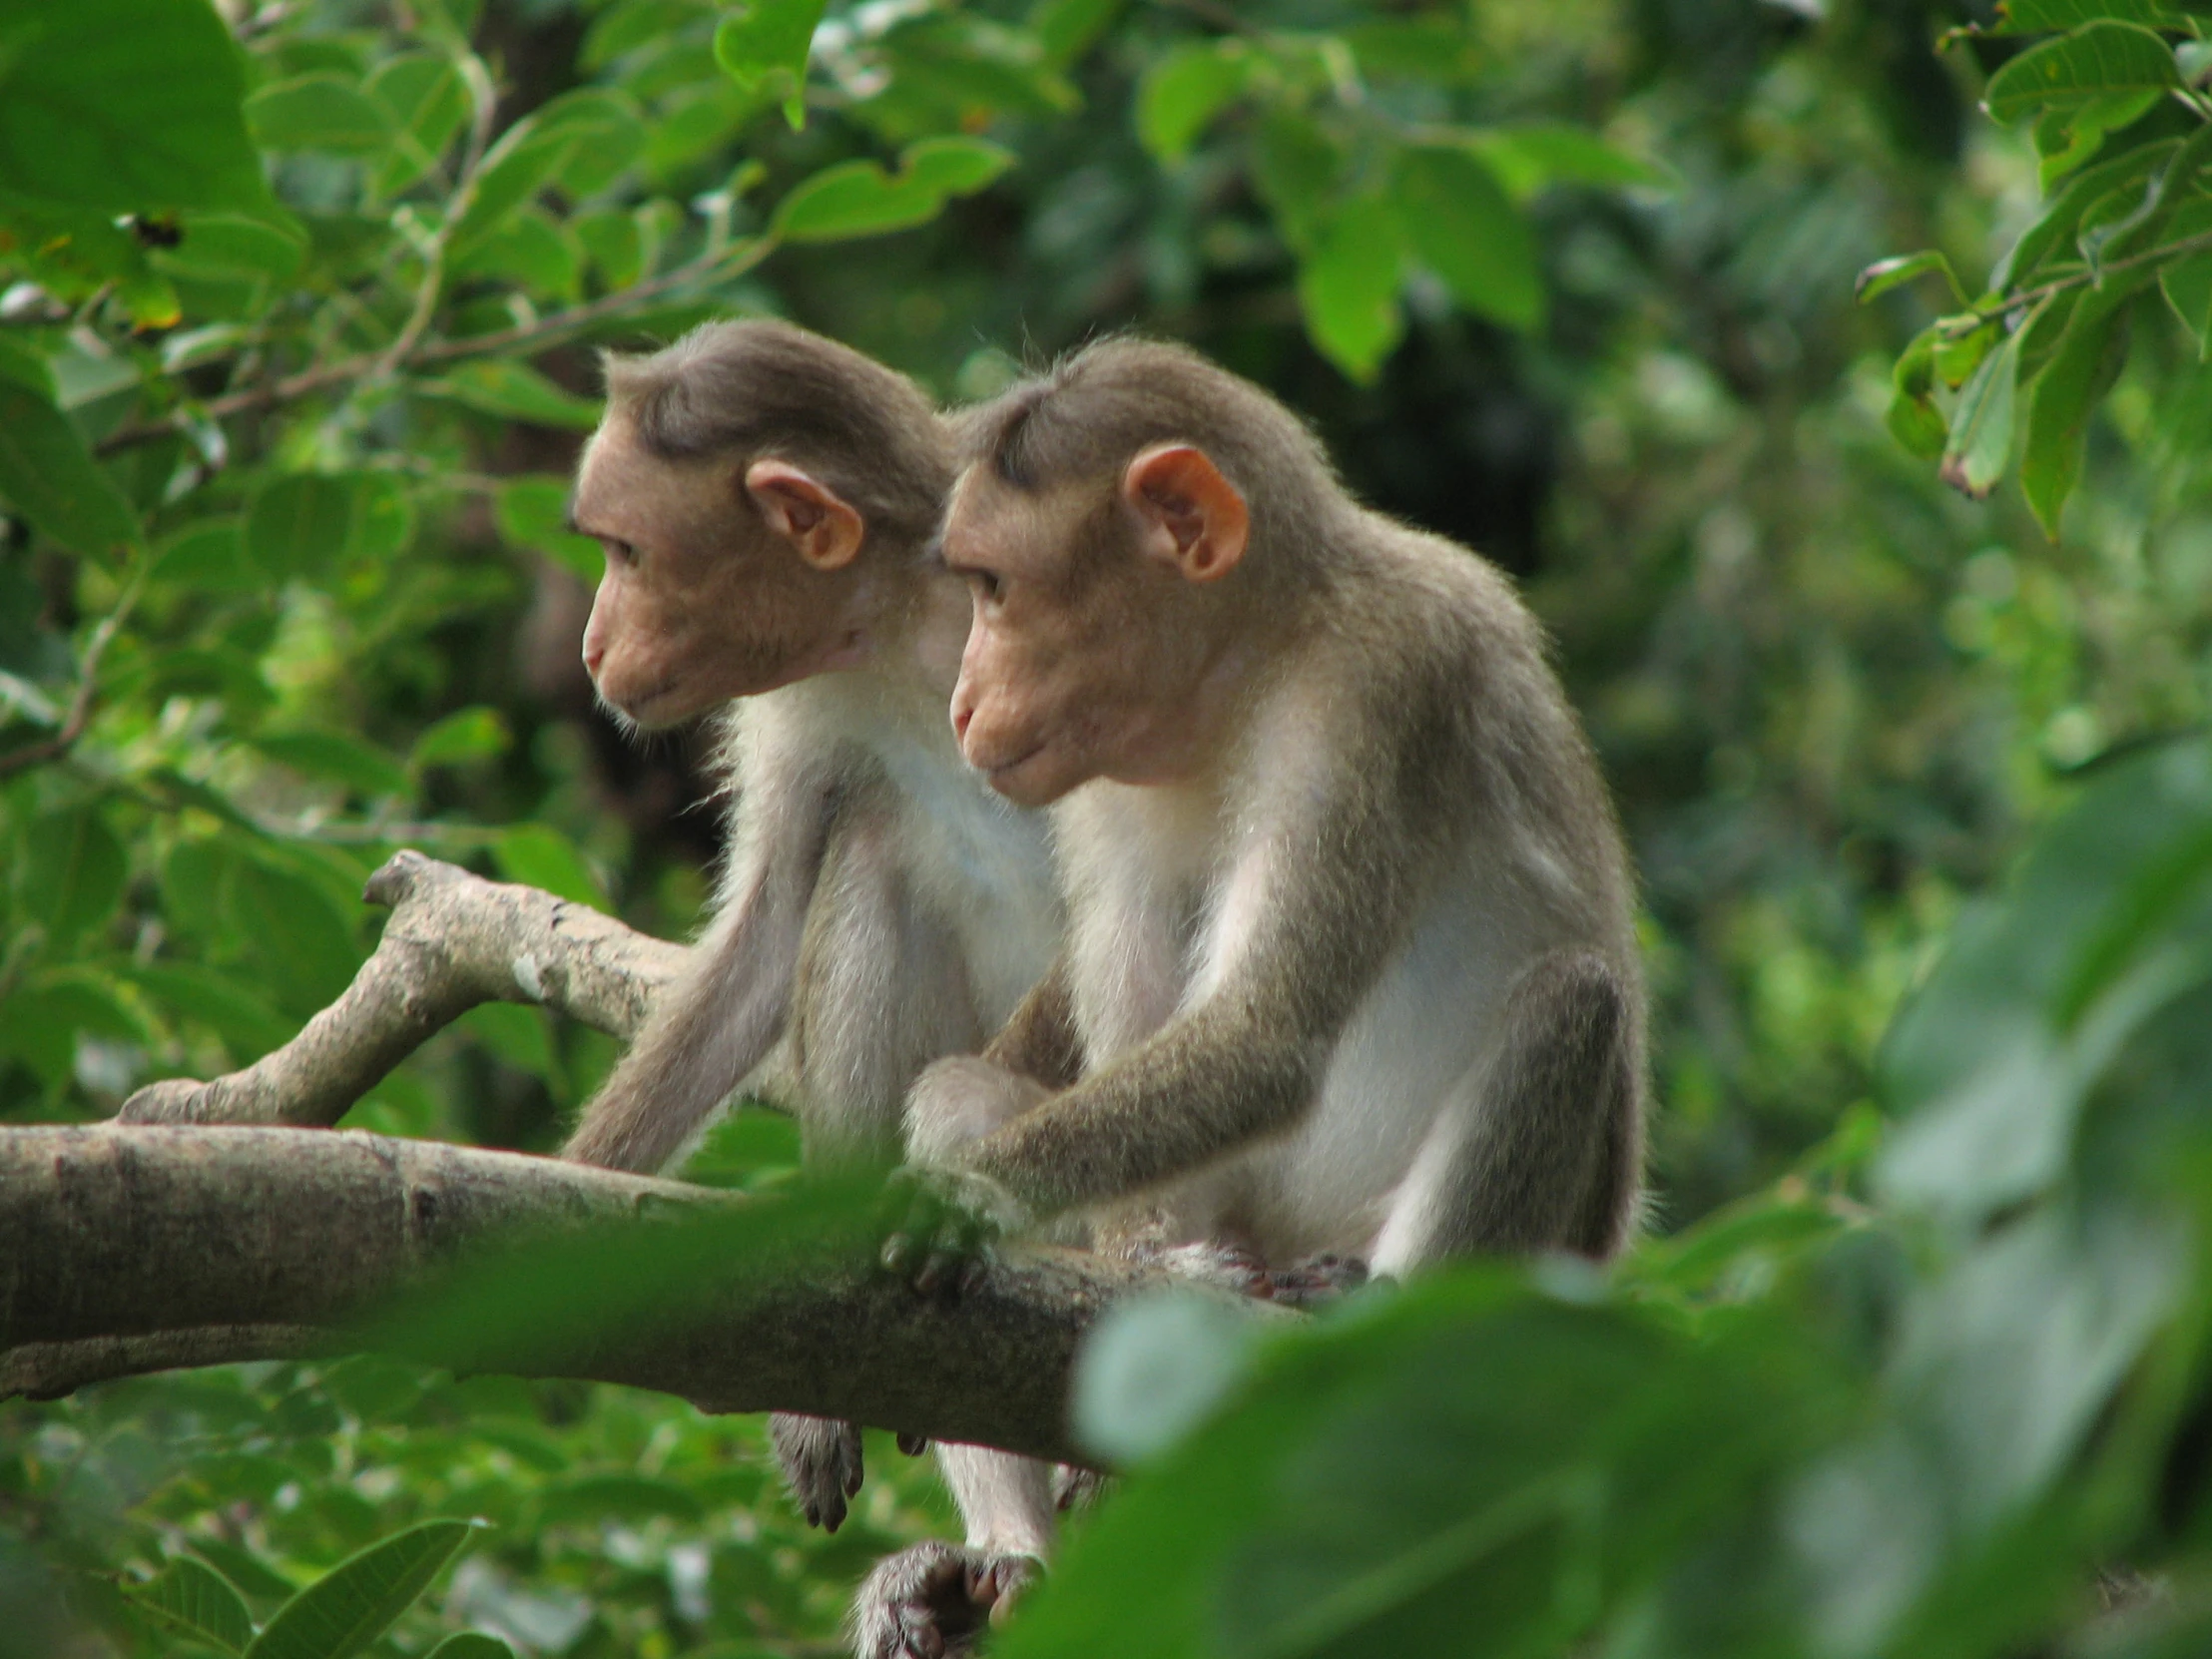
[7,0,2212,1656]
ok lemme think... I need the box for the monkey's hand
[770,1412,864,1532]
[847,1540,1039,1659]
[877,1165,1030,1305]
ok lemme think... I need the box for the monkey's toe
[1267,1252,1371,1309]
[771,1412,864,1533]
[848,1541,1038,1659]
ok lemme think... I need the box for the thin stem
[1937,223,2212,335]
[0,556,153,780]
[94,235,779,458]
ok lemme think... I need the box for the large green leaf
[127,1557,258,1655]
[714,0,826,127]
[1135,40,1250,165]
[1879,737,2212,1222]
[1989,0,2198,33]
[244,1520,483,1659]
[15,806,127,955]
[0,380,142,561]
[1389,144,1542,331]
[2020,281,2136,536]
[1936,330,2020,500]
[1297,194,1406,382]
[494,824,608,910]
[773,137,1014,242]
[246,473,363,579]
[246,74,393,156]
[367,53,471,198]
[424,360,602,429]
[1983,22,2180,125]
[0,0,268,213]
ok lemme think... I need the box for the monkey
[557,318,1063,1539]
[850,336,1646,1658]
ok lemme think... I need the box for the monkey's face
[573,420,864,729]
[942,453,1247,806]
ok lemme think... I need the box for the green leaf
[246,74,393,156]
[1389,145,1541,331]
[446,209,582,302]
[228,852,363,1014]
[494,824,608,910]
[1993,137,2173,288]
[2021,284,2135,537]
[0,0,268,213]
[124,961,291,1059]
[1342,18,1486,84]
[1135,41,1250,166]
[1029,0,1124,68]
[1889,330,1950,458]
[1464,124,1676,201]
[1937,331,2021,500]
[253,730,412,800]
[156,211,309,284]
[16,807,127,954]
[447,117,572,253]
[127,1557,258,1655]
[714,0,827,128]
[0,379,141,561]
[2157,198,2212,352]
[410,706,511,769]
[1983,22,2180,125]
[425,1637,516,1659]
[530,87,648,198]
[1299,194,1406,381]
[244,1519,484,1659]
[424,359,602,429]
[1856,250,1968,305]
[1992,0,2196,33]
[367,53,471,198]
[246,473,363,579]
[495,476,602,583]
[773,137,1014,243]
[1251,110,1344,253]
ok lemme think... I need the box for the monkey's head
[942,340,1336,806]
[572,321,953,730]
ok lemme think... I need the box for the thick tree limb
[118,851,689,1128]
[0,1125,1248,1463]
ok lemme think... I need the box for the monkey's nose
[952,705,973,741]
[582,639,605,677]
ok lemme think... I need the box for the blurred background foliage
[5,0,2212,1653]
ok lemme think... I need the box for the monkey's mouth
[980,738,1051,789]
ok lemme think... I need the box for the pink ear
[746,459,865,571]
[1122,444,1249,582]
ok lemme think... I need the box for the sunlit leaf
[0,0,269,213]
[1135,40,1249,166]
[1298,194,1405,381]
[424,360,602,429]
[773,137,1014,242]
[127,1556,257,1655]
[244,1520,484,1659]
[714,0,827,127]
[1389,144,1541,331]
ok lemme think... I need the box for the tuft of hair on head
[599,319,955,556]
[967,334,1346,563]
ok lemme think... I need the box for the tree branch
[118,850,688,1127]
[0,1125,1245,1463]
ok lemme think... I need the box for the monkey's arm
[563,788,834,1174]
[960,738,1447,1219]
[980,957,1083,1090]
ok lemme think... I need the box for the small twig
[1938,224,2212,336]
[372,56,500,379]
[95,236,778,458]
[0,556,152,780]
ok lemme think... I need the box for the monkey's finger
[956,1253,990,1301]
[914,1246,968,1301]
[879,1231,921,1276]
[896,1431,928,1456]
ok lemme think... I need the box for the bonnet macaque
[559,319,1061,1536]
[857,337,1646,1656]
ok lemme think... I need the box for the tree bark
[0,1125,1250,1464]
[116,850,688,1129]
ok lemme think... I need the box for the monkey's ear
[746,460,865,571]
[1122,444,1249,583]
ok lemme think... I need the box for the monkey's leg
[848,1447,1052,1659]
[776,808,986,1532]
[1377,950,1630,1268]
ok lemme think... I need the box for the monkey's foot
[772,1412,863,1532]
[1267,1252,1370,1309]
[878,1166,1025,1304]
[847,1541,1039,1659]
[1130,1238,1273,1298]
